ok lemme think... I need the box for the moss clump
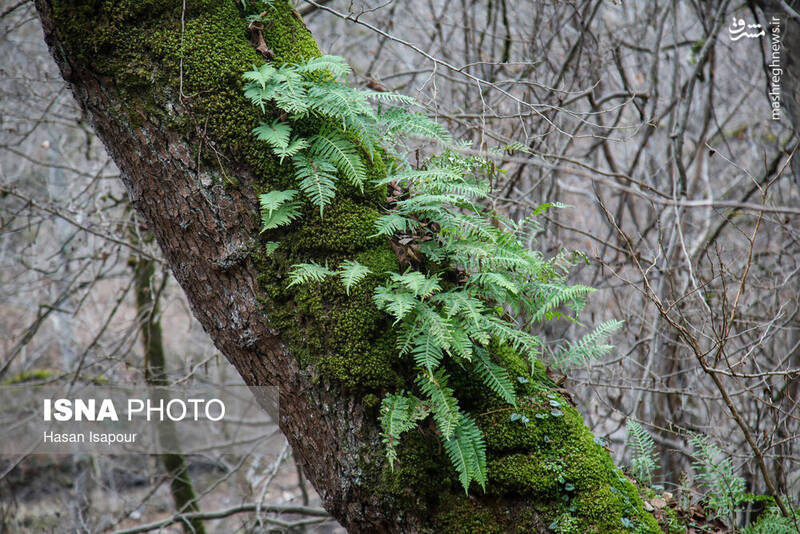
[289,199,383,254]
[1,369,57,385]
[357,430,451,515]
[434,495,549,533]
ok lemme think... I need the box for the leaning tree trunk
[33,1,659,532]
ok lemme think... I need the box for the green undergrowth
[48,0,659,530]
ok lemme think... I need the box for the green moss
[359,430,450,515]
[289,199,383,254]
[434,497,506,534]
[1,369,57,385]
[434,495,550,533]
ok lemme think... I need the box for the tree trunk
[32,1,659,531]
[133,252,206,534]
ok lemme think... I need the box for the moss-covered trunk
[33,1,659,531]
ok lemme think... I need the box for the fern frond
[259,190,302,231]
[292,153,337,215]
[443,414,487,492]
[297,55,352,78]
[469,272,519,296]
[307,82,375,128]
[254,120,292,151]
[389,271,441,299]
[416,370,460,439]
[274,136,310,163]
[410,333,444,372]
[309,131,366,188]
[626,420,657,485]
[473,346,516,406]
[381,108,452,143]
[374,286,418,323]
[432,291,486,322]
[242,63,277,89]
[372,213,417,237]
[379,392,428,470]
[529,284,596,323]
[264,241,280,256]
[270,67,308,115]
[287,261,335,287]
[337,259,371,295]
[554,320,623,369]
[362,90,416,105]
[690,434,746,523]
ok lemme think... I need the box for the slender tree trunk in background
[133,253,206,534]
[33,1,659,531]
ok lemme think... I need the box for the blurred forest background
[1,0,799,532]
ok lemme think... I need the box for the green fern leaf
[416,370,460,439]
[474,346,516,406]
[274,136,310,163]
[287,261,335,287]
[379,392,428,470]
[410,333,444,372]
[264,241,280,256]
[242,63,277,89]
[292,153,337,215]
[297,55,352,78]
[381,108,451,143]
[626,420,657,485]
[254,120,292,150]
[389,271,441,299]
[374,286,418,323]
[259,190,302,231]
[554,319,623,369]
[372,213,416,237]
[309,131,366,189]
[443,414,487,492]
[337,259,371,295]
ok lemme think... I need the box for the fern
[416,370,460,439]
[743,507,799,534]
[309,131,366,189]
[259,190,302,231]
[444,414,487,493]
[379,393,428,470]
[473,346,516,406]
[626,420,657,485]
[381,107,452,143]
[410,333,444,372]
[287,262,334,288]
[373,286,418,324]
[337,260,371,295]
[292,153,337,215]
[264,241,280,256]
[246,55,621,492]
[554,319,623,369]
[297,54,352,78]
[253,119,292,150]
[690,434,746,525]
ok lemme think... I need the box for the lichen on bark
[39,0,661,531]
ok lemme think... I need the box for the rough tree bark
[33,1,659,532]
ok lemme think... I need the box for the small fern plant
[690,434,746,526]
[245,55,621,493]
[626,419,658,486]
